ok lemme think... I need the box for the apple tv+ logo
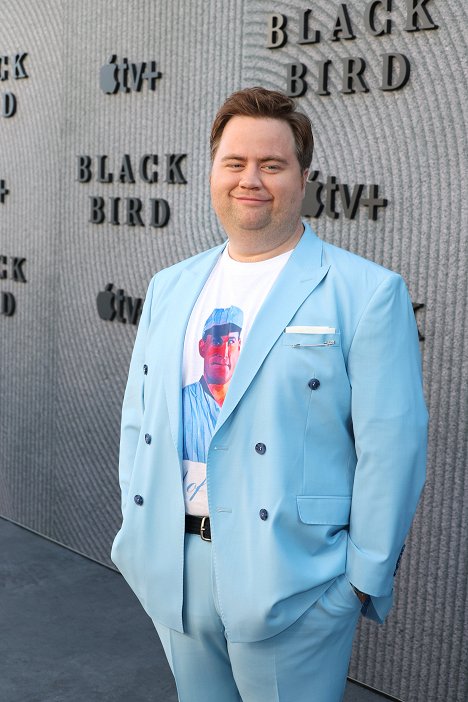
[97,284,142,325]
[302,171,387,221]
[100,55,162,94]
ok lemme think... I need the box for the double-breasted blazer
[111,223,428,643]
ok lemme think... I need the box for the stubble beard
[220,203,302,256]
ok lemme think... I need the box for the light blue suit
[111,223,427,645]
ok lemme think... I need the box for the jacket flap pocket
[297,495,351,525]
[283,332,340,348]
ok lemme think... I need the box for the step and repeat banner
[0,2,466,700]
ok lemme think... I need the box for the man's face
[210,116,308,240]
[199,327,241,385]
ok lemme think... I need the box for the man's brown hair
[210,87,313,171]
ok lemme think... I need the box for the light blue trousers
[154,534,361,702]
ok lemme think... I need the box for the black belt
[185,515,211,542]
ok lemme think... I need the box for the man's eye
[263,164,279,171]
[227,163,243,169]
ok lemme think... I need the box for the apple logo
[302,171,324,218]
[99,55,119,94]
[97,283,116,321]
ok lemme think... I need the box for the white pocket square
[285,326,336,334]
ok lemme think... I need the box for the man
[111,87,427,702]
[182,306,243,511]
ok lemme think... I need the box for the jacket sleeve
[118,275,157,515]
[345,273,428,620]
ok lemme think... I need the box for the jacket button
[259,508,268,521]
[255,443,266,454]
[308,378,320,390]
[143,364,148,375]
[144,433,152,444]
[134,495,144,506]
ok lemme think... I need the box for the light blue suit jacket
[111,223,427,643]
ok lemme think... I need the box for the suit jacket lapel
[162,244,225,457]
[215,225,329,436]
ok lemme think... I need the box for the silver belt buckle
[200,516,211,542]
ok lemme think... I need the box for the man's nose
[214,340,230,358]
[212,338,229,355]
[239,165,262,189]
[214,340,229,357]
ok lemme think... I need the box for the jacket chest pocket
[282,332,341,349]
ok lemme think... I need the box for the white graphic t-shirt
[182,245,292,516]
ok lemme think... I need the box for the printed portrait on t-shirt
[182,306,243,510]
[182,305,243,463]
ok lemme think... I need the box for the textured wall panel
[0,1,466,700]
[0,1,63,533]
[242,2,467,701]
[53,0,244,560]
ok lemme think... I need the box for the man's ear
[199,339,205,358]
[301,169,309,194]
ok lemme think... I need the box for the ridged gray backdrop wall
[0,1,466,700]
